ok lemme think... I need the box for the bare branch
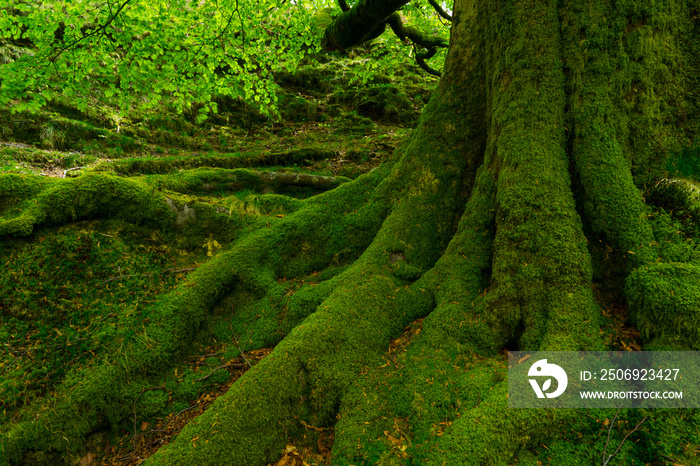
[0,350,29,376]
[414,45,441,77]
[386,12,448,49]
[49,0,134,62]
[322,0,413,51]
[322,0,447,76]
[602,409,648,466]
[194,362,247,382]
[427,0,452,21]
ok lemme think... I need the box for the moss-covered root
[0,240,272,464]
[0,173,176,236]
[142,156,469,465]
[95,147,339,176]
[146,265,432,466]
[332,365,575,465]
[0,169,388,464]
[0,173,53,203]
[626,262,700,350]
[423,382,576,465]
[143,168,350,195]
[646,177,700,223]
[330,167,498,464]
[482,0,601,351]
[560,1,655,264]
[143,11,488,460]
[415,166,498,354]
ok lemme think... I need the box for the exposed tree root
[0,166,390,464]
[141,13,484,462]
[646,177,700,221]
[479,0,600,352]
[626,262,700,350]
[561,1,655,267]
[96,147,340,176]
[330,163,497,463]
[0,174,176,236]
[143,168,350,195]
[322,1,699,464]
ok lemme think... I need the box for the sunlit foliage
[0,0,449,119]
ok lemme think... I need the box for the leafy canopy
[0,0,322,117]
[0,0,449,118]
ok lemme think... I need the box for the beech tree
[1,0,700,464]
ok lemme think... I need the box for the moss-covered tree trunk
[2,0,699,464]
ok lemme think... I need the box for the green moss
[0,226,175,403]
[0,220,201,462]
[0,109,140,154]
[479,0,601,351]
[90,147,339,176]
[626,262,700,348]
[137,9,487,462]
[0,161,390,464]
[513,408,700,465]
[560,0,700,261]
[422,383,576,465]
[277,92,321,123]
[667,143,700,180]
[414,166,498,355]
[0,174,53,213]
[329,84,427,124]
[246,193,304,216]
[646,178,700,230]
[332,339,505,465]
[140,168,350,199]
[2,1,699,464]
[145,261,431,465]
[0,173,176,236]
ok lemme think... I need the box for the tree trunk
[2,0,699,464]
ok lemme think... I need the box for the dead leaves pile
[600,301,642,351]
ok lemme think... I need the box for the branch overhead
[321,0,413,51]
[427,0,452,21]
[322,0,448,75]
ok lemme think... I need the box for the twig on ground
[233,335,252,368]
[602,407,621,464]
[229,305,253,368]
[0,350,29,376]
[132,386,167,453]
[602,407,648,466]
[194,362,247,382]
[62,166,85,177]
